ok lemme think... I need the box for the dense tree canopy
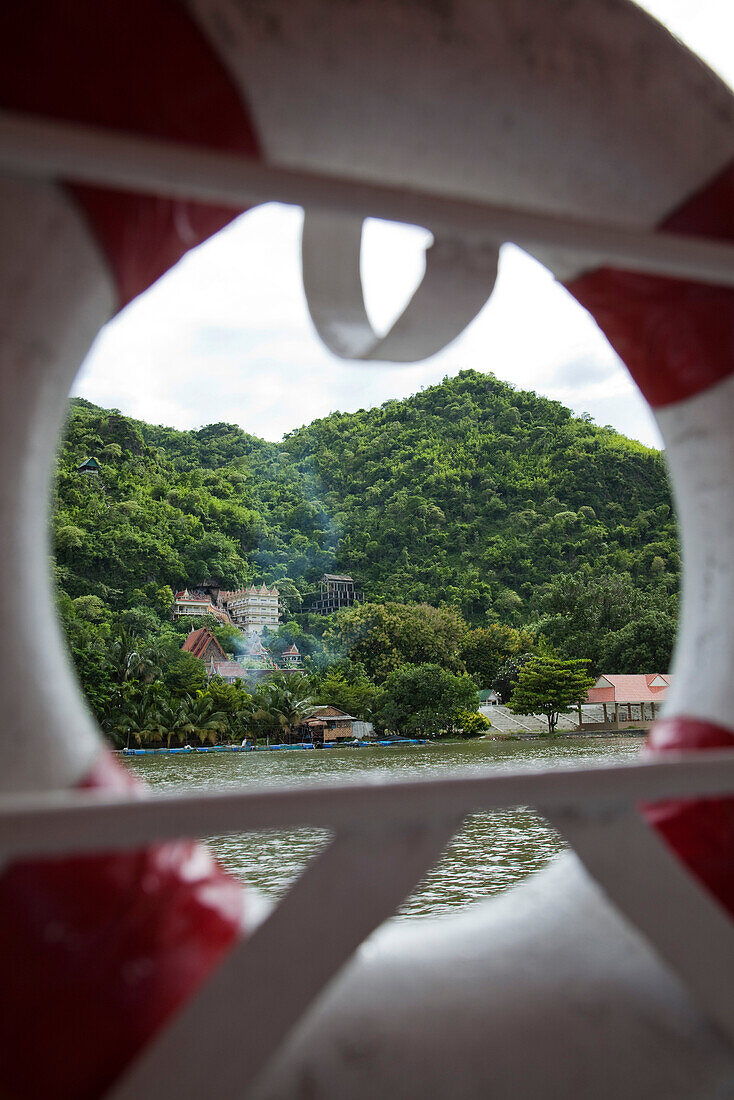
[531,571,677,674]
[326,601,468,682]
[283,370,678,621]
[56,373,678,631]
[460,624,535,688]
[376,664,478,738]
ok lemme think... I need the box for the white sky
[73,1,734,449]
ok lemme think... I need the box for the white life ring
[1,2,734,1097]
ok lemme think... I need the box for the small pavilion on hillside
[579,674,672,731]
[76,456,101,475]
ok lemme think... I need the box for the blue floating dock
[120,738,426,756]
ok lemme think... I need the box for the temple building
[280,644,303,669]
[221,585,280,635]
[180,627,303,683]
[181,627,228,664]
[172,589,231,624]
[206,658,252,684]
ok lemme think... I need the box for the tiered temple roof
[181,627,228,663]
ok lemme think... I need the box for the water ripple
[125,736,642,920]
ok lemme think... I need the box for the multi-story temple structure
[172,589,231,624]
[172,583,281,636]
[221,585,280,635]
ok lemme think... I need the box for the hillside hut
[76,456,100,475]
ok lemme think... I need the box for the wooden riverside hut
[579,674,672,732]
[297,706,359,744]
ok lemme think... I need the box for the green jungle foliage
[53,370,680,742]
[375,664,479,739]
[284,369,678,621]
[55,371,678,625]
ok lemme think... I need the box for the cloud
[546,353,620,391]
[73,211,662,446]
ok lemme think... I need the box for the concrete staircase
[479,704,609,735]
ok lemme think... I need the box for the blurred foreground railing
[0,749,733,860]
[3,109,734,289]
[2,750,734,1100]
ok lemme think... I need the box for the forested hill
[284,371,676,620]
[54,370,677,626]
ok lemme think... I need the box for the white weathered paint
[301,210,499,361]
[191,0,734,282]
[3,749,734,862]
[1,2,734,1096]
[0,177,113,795]
[249,857,734,1100]
[656,373,734,732]
[5,111,734,292]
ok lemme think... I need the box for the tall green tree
[376,663,477,738]
[533,572,677,673]
[311,663,380,720]
[252,675,314,743]
[460,623,535,687]
[508,657,594,735]
[492,652,534,704]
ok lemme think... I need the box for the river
[125,735,643,920]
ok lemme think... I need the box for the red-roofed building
[173,589,231,624]
[207,660,252,684]
[181,627,228,664]
[580,674,672,730]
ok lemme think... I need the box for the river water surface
[125,736,642,919]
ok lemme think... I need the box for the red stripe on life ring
[642,717,734,917]
[0,752,243,1100]
[567,159,734,408]
[0,0,261,307]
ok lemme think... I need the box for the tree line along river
[125,736,643,920]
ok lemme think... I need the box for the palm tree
[107,626,161,686]
[228,695,257,745]
[174,693,228,746]
[252,675,314,743]
[110,697,164,749]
